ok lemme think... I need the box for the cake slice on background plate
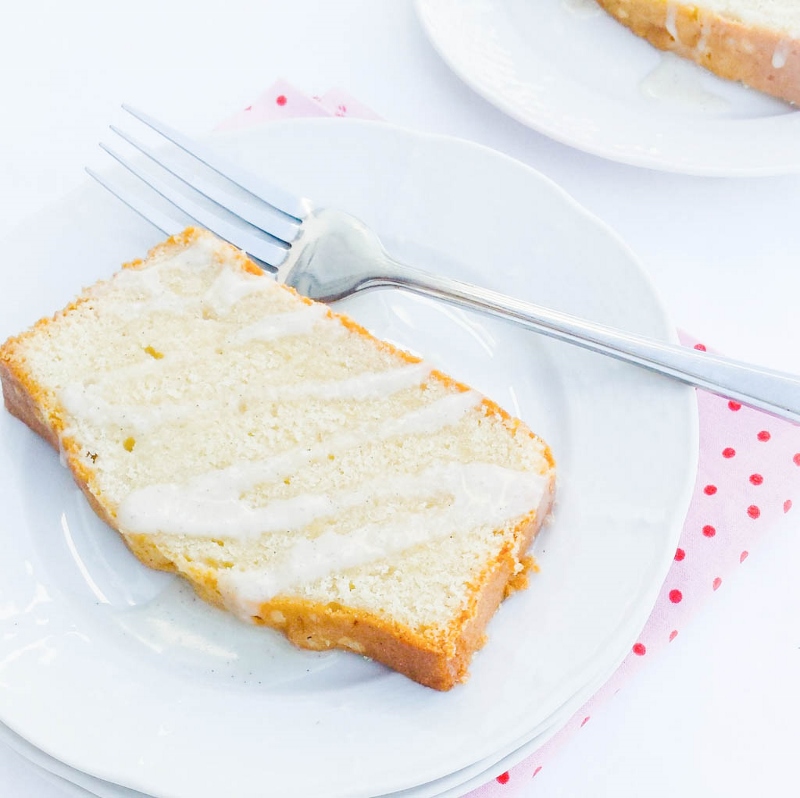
[595,0,800,104]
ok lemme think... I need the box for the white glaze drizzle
[202,267,271,315]
[106,237,275,319]
[57,363,434,433]
[279,362,431,402]
[560,0,601,19]
[111,262,166,297]
[231,303,329,343]
[640,52,730,112]
[59,384,190,434]
[665,2,679,42]
[220,461,547,611]
[116,390,482,535]
[773,39,791,69]
[695,17,711,55]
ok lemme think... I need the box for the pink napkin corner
[219,80,800,796]
[216,78,382,131]
[465,333,800,795]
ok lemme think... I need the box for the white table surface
[1,1,799,796]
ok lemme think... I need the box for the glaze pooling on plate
[0,118,697,798]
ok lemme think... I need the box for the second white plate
[0,118,697,798]
[416,0,800,175]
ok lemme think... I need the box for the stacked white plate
[0,118,697,797]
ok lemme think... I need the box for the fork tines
[88,105,311,269]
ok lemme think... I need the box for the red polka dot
[722,447,736,458]
[740,550,749,563]
[794,453,800,466]
[702,524,716,538]
[713,577,722,590]
[728,401,742,411]
[632,643,646,656]
[669,630,678,641]
[785,500,793,513]
[496,772,510,785]
[674,547,686,561]
[747,505,761,519]
[694,343,707,351]
[669,589,683,603]
[581,716,590,727]
[276,94,287,106]
[758,430,771,442]
[533,766,542,778]
[749,473,763,486]
[704,484,717,496]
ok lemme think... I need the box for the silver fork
[88,105,800,423]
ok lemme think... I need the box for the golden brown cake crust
[596,0,800,105]
[0,227,557,691]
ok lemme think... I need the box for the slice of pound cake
[596,0,800,104]
[0,227,555,690]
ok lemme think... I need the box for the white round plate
[0,117,697,798]
[415,0,800,175]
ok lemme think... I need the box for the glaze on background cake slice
[596,0,800,104]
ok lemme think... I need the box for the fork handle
[364,262,800,424]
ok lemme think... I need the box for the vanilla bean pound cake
[0,227,555,690]
[596,0,800,104]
